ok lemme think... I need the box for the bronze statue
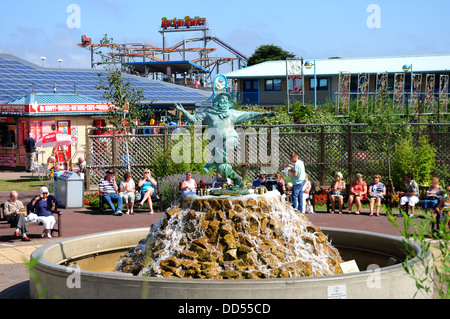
[175,93,275,194]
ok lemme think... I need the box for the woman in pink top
[348,173,367,214]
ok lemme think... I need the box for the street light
[402,64,413,122]
[57,59,63,67]
[304,60,316,108]
[40,56,47,67]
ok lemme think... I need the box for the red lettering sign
[161,16,206,30]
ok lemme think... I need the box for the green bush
[392,134,436,188]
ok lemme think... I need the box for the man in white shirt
[287,152,305,212]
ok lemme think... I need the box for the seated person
[212,171,231,188]
[99,169,123,216]
[120,171,135,215]
[263,175,285,195]
[29,187,57,238]
[77,157,86,174]
[348,173,367,214]
[252,174,266,189]
[138,169,158,215]
[435,185,450,226]
[3,191,30,241]
[398,173,420,217]
[330,172,346,214]
[421,177,444,214]
[180,171,197,197]
[368,174,386,216]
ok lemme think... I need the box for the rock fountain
[29,92,432,299]
[116,191,343,279]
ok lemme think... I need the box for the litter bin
[56,171,84,208]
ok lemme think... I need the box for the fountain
[116,192,343,279]
[29,92,432,298]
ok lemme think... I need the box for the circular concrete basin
[29,227,432,299]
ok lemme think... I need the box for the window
[265,79,282,91]
[310,78,328,91]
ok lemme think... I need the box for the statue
[175,93,275,194]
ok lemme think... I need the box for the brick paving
[0,169,415,299]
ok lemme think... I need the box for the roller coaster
[78,31,248,85]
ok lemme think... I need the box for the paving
[0,169,417,299]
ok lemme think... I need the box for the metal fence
[85,123,450,191]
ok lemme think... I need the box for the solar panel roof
[0,53,211,106]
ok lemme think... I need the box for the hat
[106,169,114,174]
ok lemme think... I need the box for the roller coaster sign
[161,16,206,30]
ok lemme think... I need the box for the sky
[1,0,449,70]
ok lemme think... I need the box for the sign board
[161,16,206,30]
[340,260,360,274]
[0,103,114,114]
[327,284,347,299]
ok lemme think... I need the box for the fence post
[429,121,436,146]
[112,130,117,175]
[347,122,353,180]
[85,127,91,191]
[163,125,168,158]
[320,124,325,185]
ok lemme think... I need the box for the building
[0,53,211,168]
[224,55,450,113]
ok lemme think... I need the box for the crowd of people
[3,151,450,242]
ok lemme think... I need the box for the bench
[326,181,395,214]
[0,203,62,237]
[99,185,163,214]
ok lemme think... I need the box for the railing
[85,123,450,191]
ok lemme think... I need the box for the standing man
[3,191,30,241]
[24,133,36,172]
[287,152,305,212]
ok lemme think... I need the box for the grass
[0,178,52,193]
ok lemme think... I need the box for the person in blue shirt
[138,168,158,215]
[252,175,266,189]
[368,174,386,216]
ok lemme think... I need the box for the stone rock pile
[116,192,343,279]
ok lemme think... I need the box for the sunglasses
[42,192,48,195]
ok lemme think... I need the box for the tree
[96,34,145,129]
[247,44,295,66]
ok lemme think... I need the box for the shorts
[400,195,420,206]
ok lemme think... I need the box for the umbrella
[35,132,78,148]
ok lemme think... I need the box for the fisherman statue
[175,92,275,195]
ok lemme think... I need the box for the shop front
[0,93,112,169]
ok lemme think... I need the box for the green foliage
[392,134,436,188]
[387,207,449,299]
[95,34,145,129]
[247,44,295,66]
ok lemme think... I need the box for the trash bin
[56,171,84,208]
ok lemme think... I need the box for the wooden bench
[0,203,62,237]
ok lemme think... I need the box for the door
[242,79,259,104]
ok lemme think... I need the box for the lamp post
[40,56,47,67]
[57,59,63,67]
[402,64,413,122]
[305,60,316,108]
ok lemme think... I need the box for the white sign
[340,260,360,274]
[327,284,347,299]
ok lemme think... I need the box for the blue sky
[1,0,449,69]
